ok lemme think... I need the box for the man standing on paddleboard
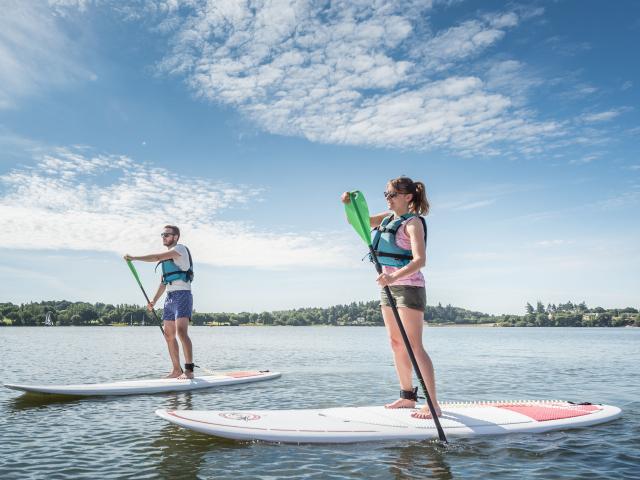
[124,225,195,379]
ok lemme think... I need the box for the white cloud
[48,0,93,12]
[577,85,598,96]
[155,2,561,156]
[582,107,630,123]
[0,1,93,108]
[458,251,508,261]
[437,182,540,213]
[13,1,617,159]
[419,13,518,71]
[0,147,351,269]
[535,239,573,247]
[582,110,623,123]
[545,36,592,56]
[593,190,640,210]
[569,154,599,165]
[449,199,496,211]
[484,60,543,106]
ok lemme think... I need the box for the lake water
[0,326,638,479]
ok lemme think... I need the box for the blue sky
[1,0,638,315]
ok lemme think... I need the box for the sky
[0,0,638,315]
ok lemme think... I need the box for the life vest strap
[161,267,191,278]
[377,214,413,234]
[375,251,414,260]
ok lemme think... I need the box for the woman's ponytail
[389,176,430,215]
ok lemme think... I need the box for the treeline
[495,301,640,327]
[0,301,149,327]
[1,300,638,327]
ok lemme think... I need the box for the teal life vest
[371,214,427,268]
[155,246,194,285]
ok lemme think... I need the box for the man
[125,225,195,379]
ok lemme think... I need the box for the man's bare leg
[163,320,183,378]
[176,317,194,379]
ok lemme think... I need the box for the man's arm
[148,283,167,310]
[124,250,180,262]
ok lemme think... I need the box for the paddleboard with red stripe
[155,400,621,443]
[4,370,280,396]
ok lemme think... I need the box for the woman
[342,176,441,419]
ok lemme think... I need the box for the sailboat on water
[44,312,54,327]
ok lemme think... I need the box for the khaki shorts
[380,286,427,312]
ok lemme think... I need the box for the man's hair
[164,225,180,239]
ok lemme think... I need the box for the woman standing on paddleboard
[342,176,441,419]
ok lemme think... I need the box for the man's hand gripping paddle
[126,259,165,336]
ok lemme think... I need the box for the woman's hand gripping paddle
[344,191,447,443]
[126,259,165,336]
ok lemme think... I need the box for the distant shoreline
[1,299,638,328]
[0,321,640,328]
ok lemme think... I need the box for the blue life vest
[372,214,427,268]
[155,246,194,285]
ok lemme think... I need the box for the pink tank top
[382,217,425,287]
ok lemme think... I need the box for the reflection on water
[163,391,195,411]
[388,442,454,480]
[154,424,242,479]
[8,392,86,412]
[153,391,250,479]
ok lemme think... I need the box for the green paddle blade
[345,190,372,246]
[126,259,144,288]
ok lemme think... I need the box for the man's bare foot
[165,369,183,378]
[177,370,194,380]
[385,398,416,409]
[410,405,442,419]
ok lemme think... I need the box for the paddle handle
[369,246,448,443]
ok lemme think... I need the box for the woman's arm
[369,212,390,228]
[340,192,388,228]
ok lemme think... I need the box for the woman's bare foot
[177,370,194,380]
[410,405,442,419]
[165,369,183,378]
[385,398,416,409]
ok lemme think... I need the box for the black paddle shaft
[133,281,165,336]
[369,245,448,443]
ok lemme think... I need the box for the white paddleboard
[4,370,280,396]
[156,400,621,443]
